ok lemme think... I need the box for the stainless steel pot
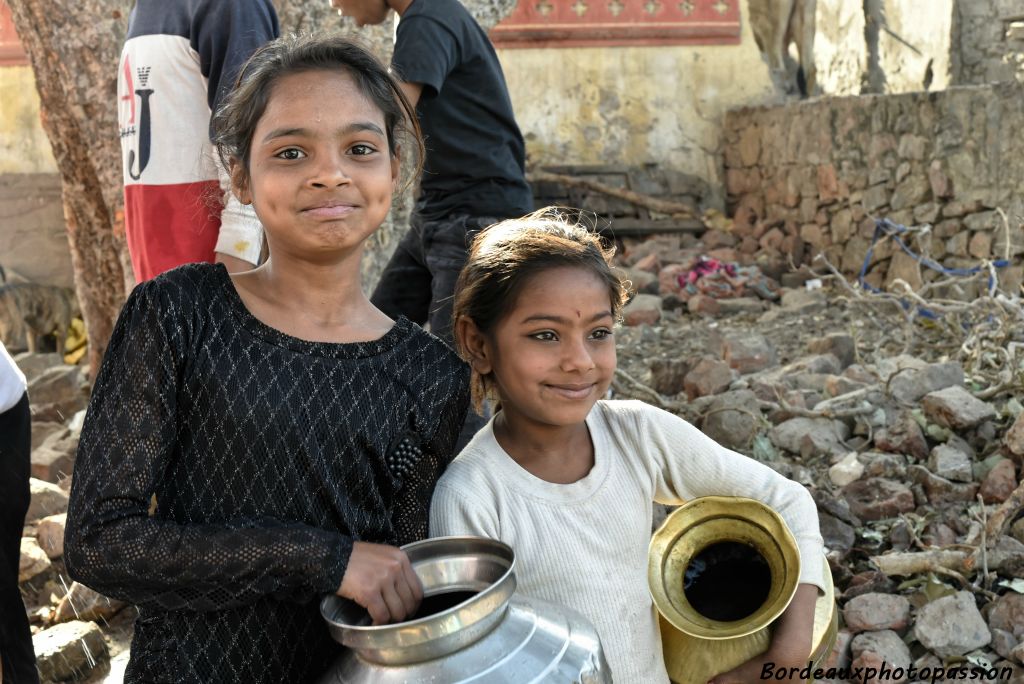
[318,536,611,684]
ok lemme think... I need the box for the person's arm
[708,584,817,684]
[192,0,279,266]
[398,81,423,110]
[64,280,351,612]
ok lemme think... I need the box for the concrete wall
[815,0,953,96]
[723,82,1024,297]
[496,0,777,210]
[0,64,71,287]
[951,0,1024,86]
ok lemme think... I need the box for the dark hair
[452,207,630,412]
[212,33,423,190]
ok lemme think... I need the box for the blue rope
[856,218,1011,320]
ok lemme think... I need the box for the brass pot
[648,497,837,684]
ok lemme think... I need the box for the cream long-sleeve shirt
[430,400,826,684]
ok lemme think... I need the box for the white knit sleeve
[213,164,263,264]
[634,403,827,593]
[429,479,500,540]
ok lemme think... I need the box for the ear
[455,315,492,375]
[229,158,252,205]
[390,145,401,190]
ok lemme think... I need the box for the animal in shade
[0,282,79,354]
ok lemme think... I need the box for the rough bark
[7,0,133,377]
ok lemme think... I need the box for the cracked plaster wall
[496,0,774,211]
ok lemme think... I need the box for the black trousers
[0,392,39,684]
[372,214,503,451]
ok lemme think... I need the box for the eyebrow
[520,311,614,325]
[261,121,386,144]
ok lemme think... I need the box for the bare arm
[709,583,818,683]
[399,81,423,110]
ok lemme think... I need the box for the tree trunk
[7,0,133,378]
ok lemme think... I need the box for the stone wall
[723,81,1024,297]
[951,0,1024,86]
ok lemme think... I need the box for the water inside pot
[683,541,771,622]
[408,590,479,621]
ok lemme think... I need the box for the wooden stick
[527,169,701,221]
[985,477,1024,541]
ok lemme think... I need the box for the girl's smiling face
[476,266,617,431]
[234,69,399,261]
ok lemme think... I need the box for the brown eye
[276,148,305,160]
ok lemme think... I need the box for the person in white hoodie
[0,342,37,683]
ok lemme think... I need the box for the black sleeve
[64,280,351,612]
[390,362,470,544]
[191,0,280,115]
[392,15,460,99]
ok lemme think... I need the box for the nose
[308,150,350,189]
[560,336,596,373]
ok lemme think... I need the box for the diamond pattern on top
[64,263,470,683]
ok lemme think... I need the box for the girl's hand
[708,583,818,684]
[337,541,423,625]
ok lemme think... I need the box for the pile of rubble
[608,234,1024,682]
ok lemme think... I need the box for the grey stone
[844,593,911,634]
[31,428,78,484]
[721,332,777,374]
[701,390,762,451]
[909,465,981,504]
[981,459,1019,504]
[819,512,856,556]
[874,411,929,460]
[914,591,991,658]
[928,444,973,483]
[54,581,127,624]
[862,185,890,212]
[27,477,69,522]
[12,352,65,384]
[26,364,89,415]
[770,416,850,460]
[922,385,997,430]
[19,536,51,583]
[989,592,1024,639]
[993,629,1019,661]
[683,358,735,399]
[964,210,999,231]
[890,176,931,211]
[622,293,662,326]
[36,512,66,559]
[33,620,109,682]
[842,477,916,521]
[649,358,692,396]
[850,630,912,677]
[808,333,856,369]
[858,451,908,479]
[888,362,964,404]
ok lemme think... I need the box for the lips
[545,383,596,400]
[301,201,357,219]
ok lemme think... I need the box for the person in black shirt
[64,35,469,684]
[332,0,534,345]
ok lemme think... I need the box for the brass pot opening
[683,540,772,623]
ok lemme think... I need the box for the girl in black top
[65,35,469,683]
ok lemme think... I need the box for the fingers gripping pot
[319,536,611,683]
[648,497,838,684]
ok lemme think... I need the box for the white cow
[749,0,817,96]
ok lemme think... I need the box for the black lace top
[65,263,470,683]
